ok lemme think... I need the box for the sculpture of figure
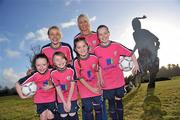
[132,15,160,88]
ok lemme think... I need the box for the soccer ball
[22,82,37,97]
[119,56,133,72]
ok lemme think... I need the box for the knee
[108,99,116,112]
[46,110,54,119]
[40,110,47,120]
[115,97,123,110]
[83,106,93,113]
[93,103,102,113]
[109,105,115,113]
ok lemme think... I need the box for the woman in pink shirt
[95,25,140,120]
[74,14,100,53]
[73,37,103,120]
[51,52,79,120]
[16,54,56,120]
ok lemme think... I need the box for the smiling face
[35,58,49,74]
[97,27,110,44]
[53,55,67,69]
[78,16,90,33]
[48,28,61,46]
[75,40,89,57]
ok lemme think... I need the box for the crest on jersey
[87,70,92,78]
[114,51,117,56]
[92,40,96,45]
[66,76,71,81]
[92,63,96,69]
[89,46,92,51]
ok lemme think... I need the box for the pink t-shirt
[73,54,101,98]
[19,69,56,103]
[74,32,100,53]
[94,41,132,90]
[41,42,73,67]
[51,67,78,103]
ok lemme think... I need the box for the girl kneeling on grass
[16,53,56,120]
[51,52,79,120]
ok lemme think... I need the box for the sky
[0,0,180,88]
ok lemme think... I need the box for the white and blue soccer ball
[119,56,133,72]
[22,82,37,97]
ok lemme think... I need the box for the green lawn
[124,76,180,120]
[0,76,180,120]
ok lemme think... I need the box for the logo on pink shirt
[60,84,68,91]
[92,40,97,45]
[87,70,95,81]
[114,51,118,56]
[92,63,96,69]
[66,76,71,81]
[106,58,114,65]
[43,80,51,86]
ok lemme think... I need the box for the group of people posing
[16,14,140,120]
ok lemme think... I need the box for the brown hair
[53,52,68,64]
[47,26,60,35]
[32,53,49,70]
[73,37,89,76]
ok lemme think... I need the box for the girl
[16,53,56,120]
[73,37,103,120]
[51,52,79,120]
[41,26,74,67]
[94,25,140,120]
[74,14,100,53]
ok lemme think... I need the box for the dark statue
[132,15,160,88]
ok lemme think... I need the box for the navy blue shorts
[103,86,125,100]
[57,100,79,114]
[81,95,103,112]
[36,102,56,114]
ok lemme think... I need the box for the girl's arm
[66,82,75,112]
[80,78,100,94]
[15,82,30,99]
[131,54,140,75]
[56,86,66,104]
[16,73,35,99]
[67,82,75,102]
[96,67,104,88]
[56,85,69,112]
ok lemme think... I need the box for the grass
[0,95,38,120]
[0,76,180,120]
[124,76,180,120]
